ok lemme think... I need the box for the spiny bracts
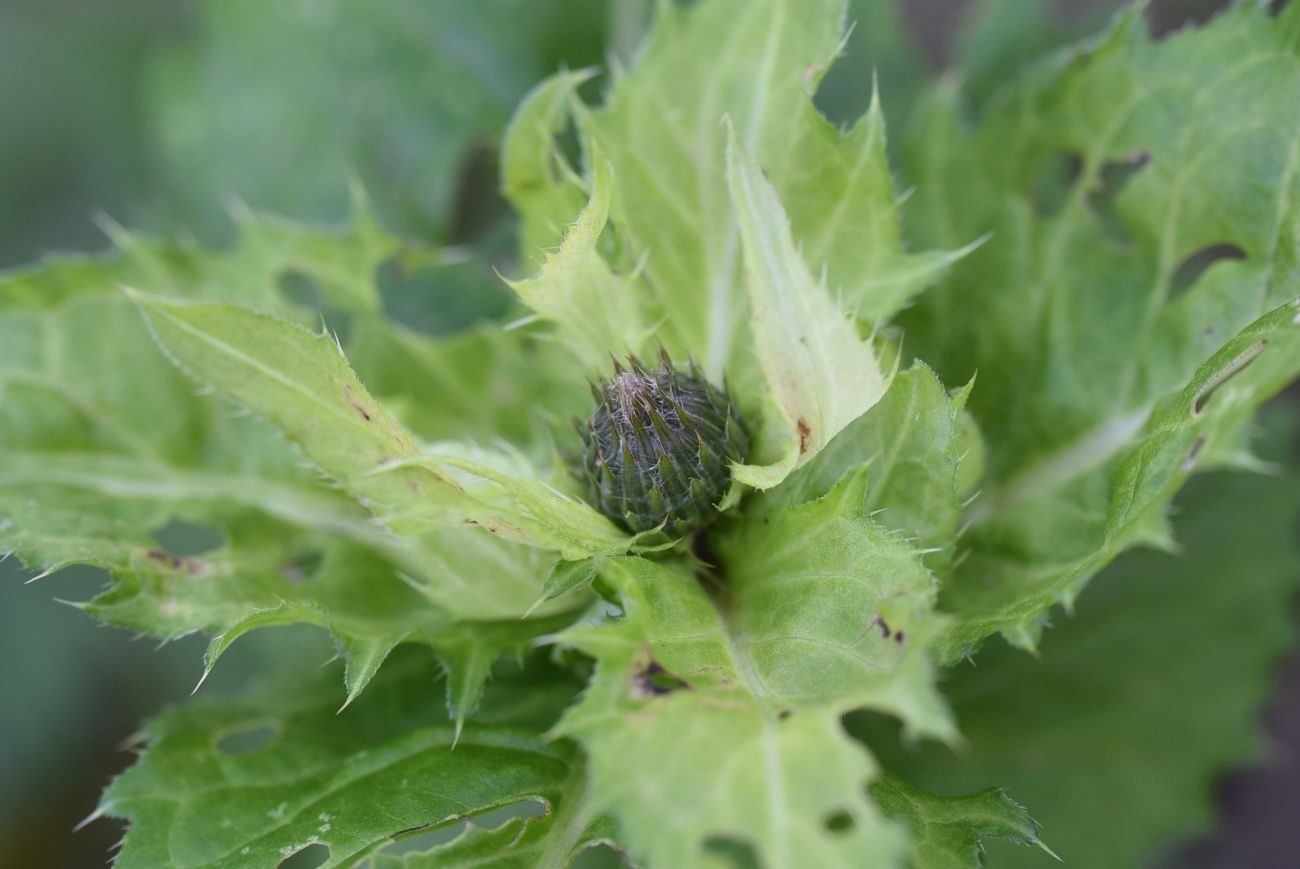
[578,351,750,537]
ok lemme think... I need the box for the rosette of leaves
[3,1,1300,867]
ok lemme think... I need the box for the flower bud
[579,352,749,536]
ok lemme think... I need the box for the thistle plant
[4,1,1300,867]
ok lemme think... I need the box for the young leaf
[502,69,595,265]
[506,154,650,372]
[725,126,891,489]
[775,363,973,577]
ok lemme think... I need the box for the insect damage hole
[152,518,224,557]
[279,843,329,869]
[634,660,690,696]
[380,822,465,856]
[1169,243,1247,301]
[1087,150,1150,242]
[823,809,856,834]
[1030,152,1083,217]
[1192,340,1267,418]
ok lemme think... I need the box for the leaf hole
[449,143,507,246]
[1192,340,1268,418]
[1030,152,1082,217]
[702,836,761,869]
[152,518,224,557]
[471,797,548,830]
[1086,151,1150,242]
[216,722,280,755]
[634,660,690,696]
[572,842,634,868]
[1147,0,1231,38]
[280,551,324,584]
[278,842,330,869]
[823,808,856,834]
[376,255,509,338]
[278,270,323,311]
[278,269,352,342]
[1182,436,1206,471]
[1169,243,1247,301]
[380,821,466,855]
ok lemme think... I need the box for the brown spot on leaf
[797,418,812,454]
[874,615,892,639]
[145,549,205,576]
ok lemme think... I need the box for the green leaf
[99,647,606,869]
[779,94,980,324]
[725,124,892,489]
[371,815,625,869]
[894,2,1300,653]
[502,70,595,267]
[941,297,1300,656]
[545,0,959,389]
[505,154,650,372]
[776,363,973,577]
[556,472,954,868]
[0,218,587,706]
[870,777,1051,869]
[129,291,632,560]
[862,407,1300,867]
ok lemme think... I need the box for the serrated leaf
[129,291,632,560]
[870,777,1050,869]
[531,0,960,392]
[940,298,1300,656]
[866,407,1300,867]
[725,125,891,489]
[556,472,953,868]
[0,219,589,705]
[506,154,650,372]
[99,647,604,869]
[779,93,978,323]
[893,2,1300,654]
[503,70,595,266]
[536,557,600,608]
[775,363,973,577]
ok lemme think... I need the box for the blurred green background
[0,1,1292,867]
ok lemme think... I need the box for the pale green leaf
[503,70,596,266]
[506,155,650,372]
[725,125,891,489]
[129,291,632,560]
[940,297,1300,657]
[556,471,954,868]
[774,363,973,578]
[779,94,979,323]
[555,0,957,390]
